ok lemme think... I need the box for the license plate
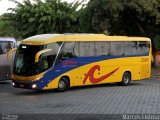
[19,84,24,87]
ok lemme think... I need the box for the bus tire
[57,77,69,92]
[121,72,131,86]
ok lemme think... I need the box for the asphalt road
[0,78,160,119]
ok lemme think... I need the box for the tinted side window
[39,42,60,71]
[46,42,61,52]
[0,44,3,55]
[110,42,124,56]
[124,41,138,56]
[0,41,13,54]
[137,41,150,55]
[60,42,75,59]
[75,42,95,57]
[94,42,110,56]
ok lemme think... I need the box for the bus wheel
[57,77,69,92]
[121,72,131,86]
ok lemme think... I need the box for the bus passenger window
[39,42,60,72]
[74,42,80,56]
[74,42,95,57]
[94,42,110,56]
[137,41,150,55]
[124,41,138,56]
[110,42,124,56]
[59,42,75,61]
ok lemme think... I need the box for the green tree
[5,0,81,38]
[80,0,160,51]
[153,35,160,51]
[0,16,15,37]
[79,6,96,33]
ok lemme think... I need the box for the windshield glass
[13,43,61,77]
[13,45,44,76]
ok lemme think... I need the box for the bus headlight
[32,84,37,89]
[12,82,15,86]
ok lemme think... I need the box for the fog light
[32,84,37,89]
[12,82,15,86]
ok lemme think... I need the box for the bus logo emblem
[83,65,119,84]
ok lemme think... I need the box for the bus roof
[21,34,151,45]
[0,37,16,42]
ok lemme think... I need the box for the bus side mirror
[35,49,52,63]
[7,48,17,60]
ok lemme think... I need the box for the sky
[0,0,76,15]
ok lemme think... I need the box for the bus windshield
[14,43,61,76]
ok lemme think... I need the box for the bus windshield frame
[13,42,62,77]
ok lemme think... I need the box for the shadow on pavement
[13,89,57,96]
[69,82,142,92]
[12,82,143,95]
[0,80,11,84]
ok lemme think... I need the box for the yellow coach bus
[10,34,151,91]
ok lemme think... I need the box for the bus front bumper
[12,80,38,90]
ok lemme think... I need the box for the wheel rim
[59,81,65,89]
[124,74,130,84]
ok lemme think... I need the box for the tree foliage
[1,0,160,51]
[79,0,160,51]
[5,0,81,38]
[0,16,15,37]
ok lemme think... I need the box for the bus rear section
[0,38,17,80]
[12,34,151,91]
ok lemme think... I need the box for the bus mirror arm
[35,49,52,63]
[7,48,17,60]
